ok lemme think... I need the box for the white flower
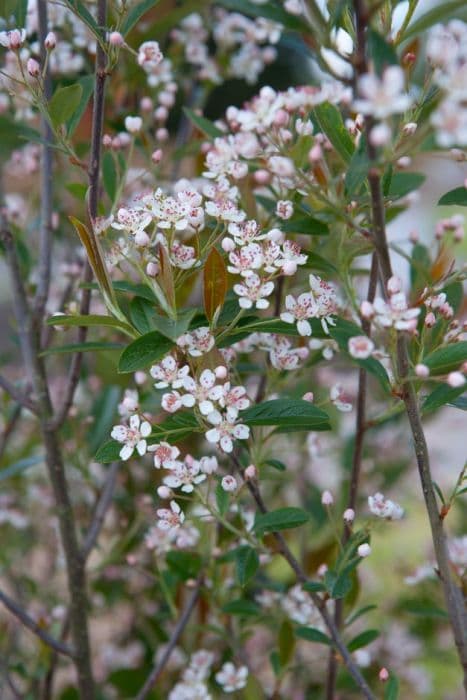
[275,240,307,276]
[354,66,412,119]
[111,415,151,461]
[199,455,219,474]
[118,389,139,417]
[125,116,143,133]
[276,199,294,219]
[348,335,375,359]
[368,492,404,520]
[182,370,224,416]
[330,384,352,412]
[358,543,371,557]
[221,475,237,492]
[233,273,274,309]
[148,441,180,469]
[205,407,250,453]
[371,293,420,331]
[111,207,152,237]
[163,456,206,493]
[137,41,163,70]
[156,500,185,531]
[0,28,26,50]
[161,391,196,413]
[177,327,215,357]
[150,355,190,389]
[280,292,315,336]
[215,662,248,693]
[219,384,250,411]
[281,584,323,627]
[227,243,264,277]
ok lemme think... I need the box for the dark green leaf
[304,252,338,275]
[49,84,83,128]
[235,546,260,586]
[368,29,398,74]
[423,342,467,375]
[314,102,355,164]
[46,313,134,335]
[281,216,329,236]
[295,626,332,645]
[41,341,122,356]
[94,440,122,463]
[263,459,286,472]
[149,412,199,444]
[183,108,223,138]
[215,481,229,517]
[222,599,260,616]
[278,620,295,667]
[324,570,352,599]
[384,675,399,700]
[438,187,467,206]
[423,384,466,413]
[64,0,103,44]
[87,386,121,454]
[242,399,330,431]
[303,581,326,593]
[345,136,370,196]
[67,75,94,137]
[121,0,160,35]
[347,629,379,652]
[345,604,377,626]
[118,331,174,373]
[166,551,202,580]
[102,151,118,203]
[254,507,310,535]
[386,172,425,199]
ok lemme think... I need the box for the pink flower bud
[415,363,429,378]
[379,668,389,682]
[387,275,402,295]
[102,134,112,147]
[369,123,391,147]
[360,301,374,319]
[302,392,314,402]
[134,230,150,247]
[403,122,417,136]
[317,563,328,577]
[214,365,228,379]
[266,228,284,243]
[157,485,172,499]
[358,543,371,558]
[447,371,465,388]
[282,260,297,276]
[397,156,411,169]
[253,169,271,185]
[109,31,124,46]
[151,149,163,164]
[27,58,40,77]
[409,229,419,244]
[308,143,322,162]
[156,127,169,142]
[154,106,169,122]
[343,508,355,523]
[221,475,237,492]
[425,312,436,328]
[44,31,56,50]
[321,490,333,506]
[140,96,153,112]
[134,371,147,385]
[244,464,257,480]
[221,237,235,252]
[126,554,137,565]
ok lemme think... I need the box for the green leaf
[254,507,310,535]
[281,216,329,236]
[314,102,355,164]
[118,331,174,373]
[410,243,431,294]
[368,29,398,74]
[438,187,467,206]
[423,384,466,414]
[66,183,88,200]
[222,599,260,616]
[87,385,121,454]
[403,0,467,40]
[102,151,118,203]
[166,551,202,580]
[423,342,467,375]
[347,629,379,652]
[303,581,326,593]
[0,115,40,158]
[46,313,134,335]
[295,626,332,645]
[183,108,223,138]
[41,341,122,356]
[149,412,199,444]
[242,399,331,431]
[152,310,196,341]
[234,546,260,587]
[449,395,467,410]
[345,604,377,626]
[0,455,44,482]
[121,0,160,35]
[324,570,352,599]
[64,0,103,45]
[386,172,425,199]
[263,459,286,472]
[94,440,122,463]
[304,252,338,276]
[129,297,159,334]
[345,136,370,196]
[278,620,295,667]
[49,84,83,128]
[67,74,94,137]
[215,481,229,517]
[384,675,399,700]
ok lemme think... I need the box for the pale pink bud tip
[214,365,228,379]
[447,371,465,388]
[379,668,389,682]
[109,31,124,46]
[360,300,374,320]
[343,508,355,523]
[157,485,172,499]
[244,464,257,480]
[358,543,371,558]
[27,58,40,77]
[151,149,163,164]
[415,363,429,378]
[302,392,314,402]
[321,490,333,506]
[221,475,237,492]
[44,32,56,50]
[425,312,436,328]
[387,275,402,295]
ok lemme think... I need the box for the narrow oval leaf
[235,546,260,587]
[347,629,379,652]
[313,102,355,164]
[204,247,227,322]
[222,599,260,616]
[49,84,83,128]
[254,507,310,535]
[423,342,467,375]
[121,0,160,35]
[183,107,224,138]
[118,331,174,373]
[242,400,331,431]
[438,186,467,206]
[295,626,332,645]
[41,341,122,356]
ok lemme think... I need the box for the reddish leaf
[158,243,176,310]
[203,248,227,322]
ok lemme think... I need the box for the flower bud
[447,371,465,388]
[253,169,270,185]
[102,134,112,147]
[321,490,333,506]
[387,276,402,295]
[140,96,153,112]
[154,105,168,122]
[146,261,159,277]
[379,668,389,682]
[44,31,56,50]
[27,58,40,77]
[369,122,391,147]
[343,508,355,523]
[358,543,371,557]
[151,148,162,164]
[214,365,228,379]
[244,464,257,480]
[109,31,124,46]
[415,363,429,378]
[221,475,237,492]
[157,485,172,499]
[425,312,436,328]
[403,122,417,136]
[302,392,314,402]
[134,371,147,385]
[221,237,235,252]
[124,116,142,134]
[360,301,374,319]
[156,127,169,142]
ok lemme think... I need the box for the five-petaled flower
[111,415,152,461]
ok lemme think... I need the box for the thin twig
[0,376,36,413]
[135,578,203,700]
[353,0,467,686]
[49,0,108,432]
[0,403,22,463]
[231,456,375,699]
[81,461,120,559]
[0,588,74,658]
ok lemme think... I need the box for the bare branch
[81,461,120,560]
[135,578,203,700]
[0,588,75,658]
[0,376,36,413]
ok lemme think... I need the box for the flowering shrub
[0,1,466,699]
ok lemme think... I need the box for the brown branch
[49,0,108,432]
[231,456,375,699]
[135,578,203,700]
[0,588,74,658]
[353,0,467,687]
[0,402,22,462]
[0,375,37,413]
